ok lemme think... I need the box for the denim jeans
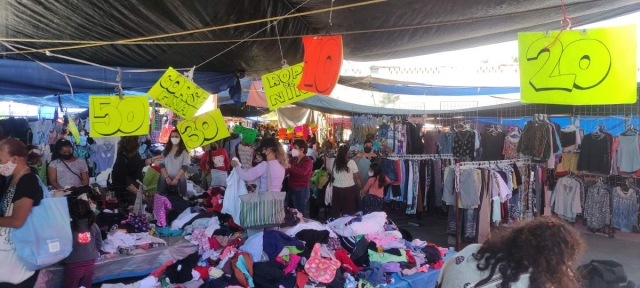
[287,187,311,217]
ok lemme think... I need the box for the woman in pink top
[360,163,390,214]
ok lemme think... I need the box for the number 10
[526,37,612,92]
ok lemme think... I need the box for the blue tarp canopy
[337,76,521,96]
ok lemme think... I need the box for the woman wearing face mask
[199,141,229,188]
[158,130,191,197]
[360,163,390,214]
[230,138,288,193]
[286,139,313,216]
[48,139,90,189]
[329,145,362,217]
[0,138,44,287]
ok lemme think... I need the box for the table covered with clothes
[387,251,454,288]
[36,237,197,287]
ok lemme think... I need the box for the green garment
[368,248,407,263]
[143,167,160,191]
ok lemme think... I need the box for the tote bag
[238,161,286,228]
[12,176,72,270]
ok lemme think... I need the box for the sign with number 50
[90,96,150,138]
[518,25,636,105]
[176,108,230,150]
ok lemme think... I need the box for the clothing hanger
[621,124,638,136]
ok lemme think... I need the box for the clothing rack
[453,158,532,250]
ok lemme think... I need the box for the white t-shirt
[330,160,359,188]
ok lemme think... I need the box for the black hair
[69,199,96,231]
[292,139,308,154]
[369,162,387,189]
[364,139,373,146]
[163,129,186,157]
[334,145,351,173]
[52,139,74,161]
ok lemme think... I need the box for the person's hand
[360,192,366,199]
[128,184,138,194]
[165,177,172,185]
[355,152,364,158]
[230,160,240,167]
[171,178,179,186]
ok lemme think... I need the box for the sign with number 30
[518,25,636,105]
[176,108,230,150]
[90,96,150,138]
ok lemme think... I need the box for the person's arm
[349,160,362,188]
[361,178,374,196]
[289,157,313,176]
[0,198,33,228]
[354,172,363,189]
[48,164,63,190]
[159,159,172,185]
[92,223,104,252]
[235,162,267,182]
[223,152,230,172]
[199,152,209,173]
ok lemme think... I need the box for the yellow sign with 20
[89,96,150,138]
[176,109,230,150]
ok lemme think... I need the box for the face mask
[0,160,17,177]
[260,151,268,160]
[364,147,372,153]
[80,132,86,136]
[61,153,73,160]
[291,149,300,157]
[211,146,218,151]
[368,171,374,177]
[170,138,180,145]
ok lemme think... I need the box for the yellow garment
[556,153,579,173]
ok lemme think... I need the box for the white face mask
[170,137,180,145]
[0,160,17,177]
[291,149,300,157]
[368,171,374,177]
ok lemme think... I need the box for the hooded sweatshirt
[64,219,103,264]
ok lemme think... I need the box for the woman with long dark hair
[112,136,162,208]
[437,217,585,288]
[158,130,191,197]
[48,139,89,189]
[360,162,389,214]
[328,145,362,217]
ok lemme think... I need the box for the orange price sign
[298,36,343,95]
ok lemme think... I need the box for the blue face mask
[139,144,147,154]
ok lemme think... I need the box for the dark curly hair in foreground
[473,217,585,288]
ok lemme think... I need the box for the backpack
[578,260,635,288]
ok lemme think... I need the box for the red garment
[404,249,415,264]
[296,270,309,288]
[228,237,245,248]
[150,260,174,277]
[431,260,444,269]
[210,194,223,212]
[334,249,363,273]
[287,156,314,189]
[208,237,220,251]
[199,148,230,174]
[391,160,402,185]
[194,266,210,280]
[150,164,162,173]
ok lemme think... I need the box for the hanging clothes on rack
[611,183,639,232]
[502,127,521,160]
[577,127,613,175]
[583,180,614,236]
[452,129,476,162]
[480,125,506,161]
[550,174,583,222]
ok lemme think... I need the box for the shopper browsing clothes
[437,217,584,288]
[286,139,313,216]
[0,138,43,287]
[158,130,191,197]
[48,139,90,189]
[112,136,163,208]
[199,141,229,188]
[63,199,103,288]
[231,138,288,193]
[329,145,362,218]
[360,163,390,214]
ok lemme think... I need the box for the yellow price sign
[262,63,316,110]
[176,108,230,150]
[67,116,80,144]
[89,96,150,138]
[518,25,637,104]
[147,67,210,119]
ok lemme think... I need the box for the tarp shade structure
[338,76,521,96]
[1,0,639,75]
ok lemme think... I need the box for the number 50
[526,37,611,92]
[92,97,146,137]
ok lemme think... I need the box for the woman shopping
[112,136,163,208]
[158,130,191,197]
[360,163,389,214]
[231,138,288,193]
[48,139,89,189]
[329,145,362,218]
[287,139,313,216]
[199,141,229,188]
[0,138,45,287]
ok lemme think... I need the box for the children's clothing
[154,194,173,227]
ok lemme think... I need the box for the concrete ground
[390,212,640,285]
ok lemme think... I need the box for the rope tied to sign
[545,0,575,49]
[272,21,288,68]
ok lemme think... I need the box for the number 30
[526,37,611,92]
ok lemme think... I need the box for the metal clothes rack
[382,154,457,226]
[453,158,532,250]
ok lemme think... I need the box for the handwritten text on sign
[89,96,150,138]
[298,36,343,95]
[518,25,636,104]
[176,108,230,150]
[262,63,316,110]
[147,67,209,119]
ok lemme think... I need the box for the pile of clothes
[107,211,448,288]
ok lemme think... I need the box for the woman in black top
[111,136,162,208]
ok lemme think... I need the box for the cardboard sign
[147,67,210,119]
[262,63,316,110]
[518,25,637,104]
[176,108,230,150]
[232,125,258,145]
[298,36,343,95]
[67,116,80,144]
[89,96,150,137]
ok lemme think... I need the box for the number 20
[526,37,611,92]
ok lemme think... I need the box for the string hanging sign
[176,108,230,150]
[89,96,150,137]
[298,35,343,95]
[262,63,316,110]
[518,25,637,104]
[147,67,210,119]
